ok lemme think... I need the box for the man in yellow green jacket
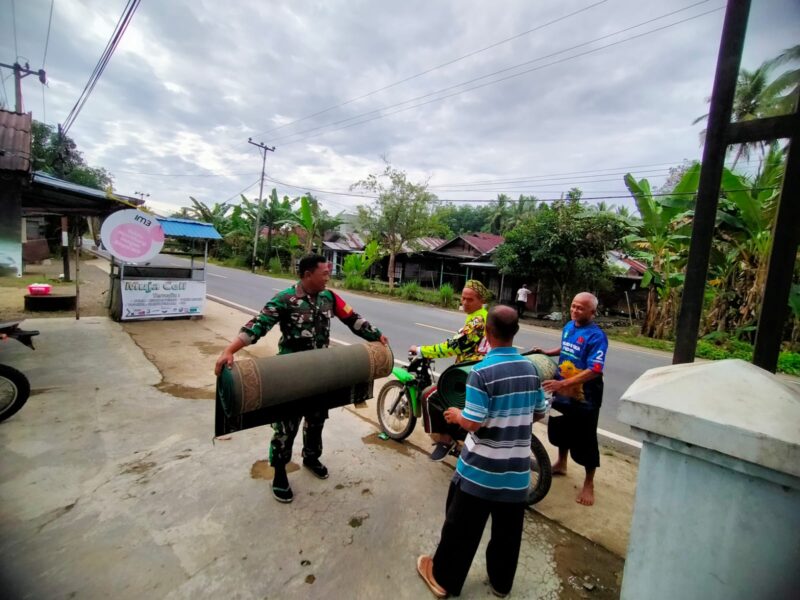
[409,279,491,460]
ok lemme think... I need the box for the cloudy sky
[3,0,798,217]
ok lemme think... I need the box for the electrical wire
[276,3,723,147]
[114,168,258,177]
[254,0,611,138]
[42,0,55,68]
[62,0,141,135]
[11,0,19,59]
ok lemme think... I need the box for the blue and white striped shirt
[454,347,545,503]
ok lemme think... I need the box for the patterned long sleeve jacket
[238,283,383,354]
[419,306,489,364]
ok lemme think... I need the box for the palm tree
[694,45,800,168]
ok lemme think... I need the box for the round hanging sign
[100,209,164,263]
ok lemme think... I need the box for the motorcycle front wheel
[0,364,30,423]
[376,380,417,441]
[527,433,553,505]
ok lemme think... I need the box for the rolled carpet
[216,342,393,436]
[436,351,558,409]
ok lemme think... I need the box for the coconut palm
[694,45,800,168]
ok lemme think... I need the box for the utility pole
[0,61,47,112]
[248,138,275,272]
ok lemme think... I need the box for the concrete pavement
[0,302,628,599]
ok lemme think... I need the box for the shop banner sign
[101,209,164,263]
[121,279,206,320]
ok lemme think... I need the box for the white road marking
[597,428,642,449]
[208,294,643,450]
[208,273,227,278]
[415,322,455,334]
[207,295,259,313]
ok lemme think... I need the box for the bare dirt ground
[0,253,109,321]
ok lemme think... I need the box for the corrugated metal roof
[156,217,222,240]
[33,171,111,200]
[461,232,504,254]
[0,110,32,173]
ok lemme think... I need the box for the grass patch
[0,274,69,289]
[607,328,800,376]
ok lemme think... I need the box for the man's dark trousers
[432,480,526,596]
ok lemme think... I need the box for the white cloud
[2,0,797,218]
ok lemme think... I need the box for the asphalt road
[131,256,669,449]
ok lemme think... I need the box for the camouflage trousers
[269,410,328,467]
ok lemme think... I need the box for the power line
[276,3,722,147]
[42,0,54,68]
[11,0,19,59]
[114,168,258,177]
[254,0,610,138]
[223,178,261,204]
[62,0,141,135]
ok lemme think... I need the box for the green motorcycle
[376,352,553,505]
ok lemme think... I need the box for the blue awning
[156,217,222,240]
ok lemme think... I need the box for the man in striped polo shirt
[417,305,546,598]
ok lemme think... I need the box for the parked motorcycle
[0,321,40,423]
[376,352,552,505]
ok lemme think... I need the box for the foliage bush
[344,275,369,291]
[398,281,423,300]
[778,352,800,376]
[438,283,455,307]
[268,257,283,273]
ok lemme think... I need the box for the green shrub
[399,281,422,301]
[344,275,369,290]
[778,352,800,376]
[268,257,283,273]
[438,283,455,307]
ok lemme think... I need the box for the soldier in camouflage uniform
[215,254,388,503]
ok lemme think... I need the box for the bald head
[570,292,598,325]
[486,305,519,346]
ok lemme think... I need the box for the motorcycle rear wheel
[0,364,30,423]
[376,380,417,440]
[527,433,553,505]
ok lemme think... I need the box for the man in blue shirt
[417,305,546,598]
[540,292,608,507]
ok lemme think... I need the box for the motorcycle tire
[0,364,30,423]
[376,380,417,441]
[527,433,553,505]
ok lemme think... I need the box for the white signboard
[121,279,206,320]
[101,209,164,263]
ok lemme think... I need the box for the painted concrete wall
[621,436,800,600]
[618,360,800,600]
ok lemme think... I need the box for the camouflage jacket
[419,307,489,364]
[238,283,383,354]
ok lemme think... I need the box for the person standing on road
[416,305,545,598]
[537,292,607,506]
[515,284,531,318]
[409,279,491,461]
[214,254,388,504]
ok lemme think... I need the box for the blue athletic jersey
[553,320,608,409]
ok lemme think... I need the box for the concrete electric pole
[248,138,275,272]
[0,61,46,112]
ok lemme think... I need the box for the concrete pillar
[618,359,800,600]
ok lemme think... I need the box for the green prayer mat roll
[216,342,393,436]
[436,352,558,409]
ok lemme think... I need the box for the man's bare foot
[576,482,594,506]
[552,460,568,476]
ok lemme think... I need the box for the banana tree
[623,165,698,337]
[706,145,784,336]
